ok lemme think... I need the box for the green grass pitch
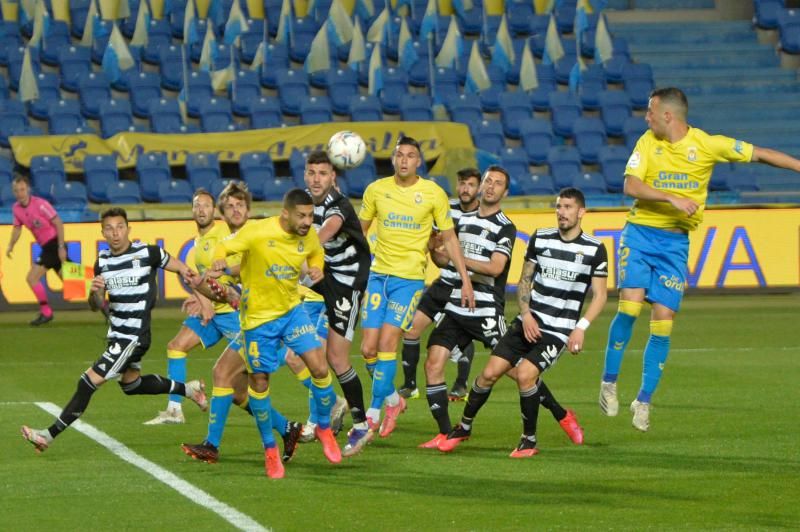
[1,294,798,530]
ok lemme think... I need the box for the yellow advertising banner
[1,208,798,307]
[10,122,474,174]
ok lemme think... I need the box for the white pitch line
[33,402,269,532]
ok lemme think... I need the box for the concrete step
[688,92,800,106]
[674,79,800,96]
[631,46,779,69]
[612,21,757,45]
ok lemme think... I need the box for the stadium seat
[778,8,800,54]
[29,73,61,120]
[47,99,85,135]
[31,156,66,201]
[603,55,630,84]
[288,17,320,63]
[258,177,296,201]
[506,1,535,36]
[257,43,290,89]
[41,22,72,66]
[0,183,15,206]
[499,147,530,184]
[349,95,383,122]
[239,151,275,192]
[289,148,311,184]
[149,98,185,134]
[449,93,483,128]
[230,70,262,116]
[187,153,222,190]
[300,96,334,125]
[549,91,582,138]
[249,97,283,129]
[400,94,434,122]
[90,20,114,64]
[158,45,185,91]
[106,180,143,204]
[572,172,607,195]
[78,72,112,120]
[710,162,734,192]
[84,154,120,202]
[598,90,633,137]
[0,100,29,147]
[530,64,558,111]
[199,98,236,132]
[755,0,784,29]
[59,46,92,92]
[572,117,608,164]
[327,68,359,115]
[622,63,654,110]
[0,23,23,67]
[99,99,141,138]
[547,146,582,189]
[136,152,171,202]
[598,145,630,193]
[186,71,214,118]
[433,67,460,103]
[209,178,245,199]
[623,116,648,150]
[519,118,554,165]
[51,181,89,208]
[142,19,173,64]
[578,63,607,110]
[7,45,39,91]
[276,68,311,116]
[517,173,555,195]
[129,71,163,118]
[240,21,266,63]
[499,91,534,139]
[0,156,13,187]
[380,67,410,114]
[430,175,452,195]
[471,119,506,156]
[158,179,194,203]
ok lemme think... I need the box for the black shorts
[35,238,63,272]
[314,275,364,342]
[91,336,150,380]
[492,318,566,371]
[427,308,508,352]
[416,280,456,322]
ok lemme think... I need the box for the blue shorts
[617,223,689,312]
[183,311,242,351]
[361,273,425,331]
[243,305,322,374]
[303,301,329,340]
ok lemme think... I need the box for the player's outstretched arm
[751,147,800,172]
[624,175,698,216]
[441,228,475,310]
[164,256,197,284]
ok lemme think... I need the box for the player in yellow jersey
[144,189,243,425]
[210,188,340,478]
[599,87,800,431]
[359,136,475,438]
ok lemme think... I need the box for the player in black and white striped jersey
[438,187,609,457]
[21,208,209,454]
[399,168,481,401]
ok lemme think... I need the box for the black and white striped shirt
[437,199,479,286]
[525,228,608,342]
[94,242,170,342]
[445,210,517,318]
[311,188,370,287]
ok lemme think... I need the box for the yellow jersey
[194,222,240,314]
[625,127,753,231]
[213,216,324,330]
[359,176,453,280]
[298,284,324,302]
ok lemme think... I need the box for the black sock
[461,379,493,427]
[538,380,567,421]
[120,375,184,395]
[337,367,366,424]
[48,373,98,438]
[401,338,420,389]
[520,383,541,437]
[426,383,451,434]
[454,343,475,388]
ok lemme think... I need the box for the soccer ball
[327,131,367,169]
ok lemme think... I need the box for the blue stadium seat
[499,91,534,139]
[7,45,39,90]
[598,145,629,193]
[433,67,460,103]
[598,90,632,137]
[578,63,607,110]
[186,152,222,190]
[572,117,608,164]
[288,17,320,63]
[755,0,784,29]
[0,156,13,187]
[471,119,506,155]
[100,99,140,138]
[91,20,115,64]
[778,8,800,54]
[159,45,185,91]
[31,155,66,201]
[199,97,236,132]
[0,182,16,206]
[69,0,92,38]
[530,64,557,111]
[136,152,171,202]
[128,71,163,118]
[209,178,245,199]
[400,94,434,122]
[328,68,359,115]
[603,55,630,84]
[142,19,173,64]
[289,148,311,184]
[449,93,483,128]
[84,154,120,202]
[547,146,582,189]
[59,46,92,92]
[41,22,72,66]
[230,70,262,117]
[454,0,483,35]
[300,96,334,125]
[106,180,143,204]
[349,94,383,121]
[430,175,452,195]
[0,100,29,148]
[728,171,760,192]
[407,42,432,87]
[47,99,85,135]
[276,68,310,115]
[555,2,576,33]
[259,177,296,201]
[519,118,554,165]
[0,22,22,67]
[572,172,607,195]
[240,20,266,63]
[249,96,283,129]
[622,63,654,110]
[183,71,213,118]
[158,179,194,203]
[549,91,582,138]
[149,98,185,133]
[121,0,143,37]
[239,151,275,192]
[623,116,647,150]
[499,147,530,184]
[28,73,61,120]
[710,162,734,192]
[51,181,89,208]
[507,1,535,36]
[517,173,555,196]
[78,71,112,119]
[380,67,410,114]
[257,43,290,89]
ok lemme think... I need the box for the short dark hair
[11,174,30,186]
[650,87,688,119]
[395,135,421,154]
[557,187,586,208]
[193,188,215,206]
[283,188,314,210]
[218,181,251,215]
[306,150,334,168]
[483,165,511,189]
[456,167,481,183]
[100,207,129,224]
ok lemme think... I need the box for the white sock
[366,407,381,424]
[385,391,400,407]
[167,400,183,411]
